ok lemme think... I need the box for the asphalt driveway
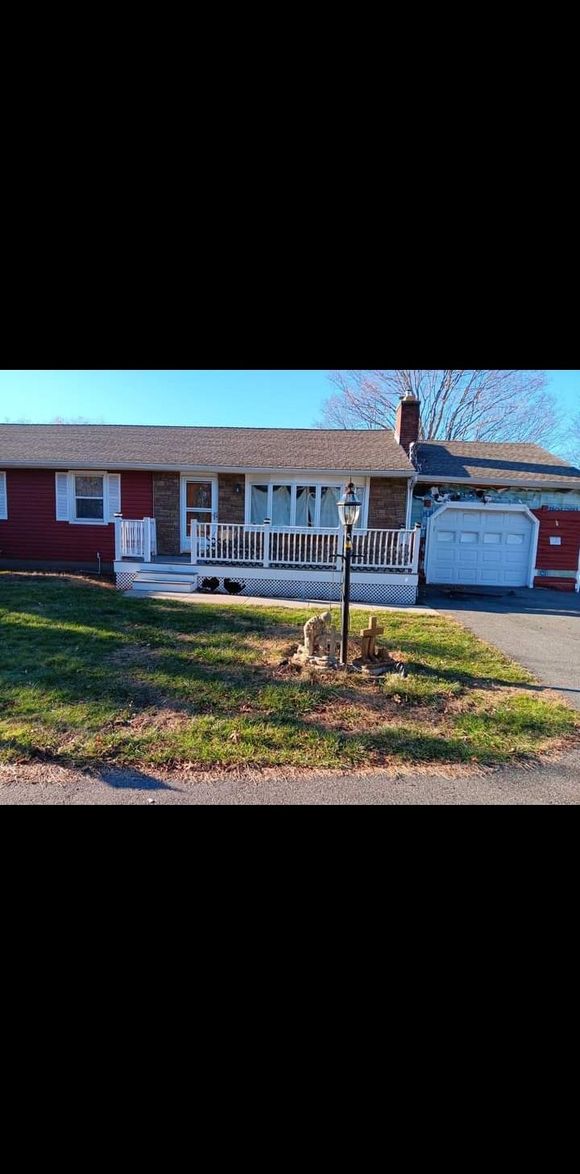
[424,586,580,711]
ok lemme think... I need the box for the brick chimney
[394,391,420,454]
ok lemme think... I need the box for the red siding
[0,469,153,564]
[533,508,580,591]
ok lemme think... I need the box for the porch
[113,517,421,605]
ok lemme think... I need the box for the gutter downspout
[405,442,418,529]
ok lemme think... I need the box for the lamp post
[337,481,361,667]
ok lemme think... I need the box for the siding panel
[0,470,153,565]
[533,508,580,590]
[533,508,580,572]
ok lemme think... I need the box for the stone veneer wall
[153,472,180,555]
[367,478,409,530]
[218,474,245,524]
[150,474,409,553]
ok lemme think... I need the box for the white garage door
[426,507,535,587]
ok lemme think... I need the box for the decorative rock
[352,648,391,676]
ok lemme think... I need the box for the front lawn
[0,575,577,772]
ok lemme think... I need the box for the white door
[181,478,218,552]
[426,507,535,587]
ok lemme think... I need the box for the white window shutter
[107,474,121,520]
[55,473,69,521]
[0,473,7,519]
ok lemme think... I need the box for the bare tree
[319,370,558,445]
[569,413,580,466]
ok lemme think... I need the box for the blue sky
[0,370,578,428]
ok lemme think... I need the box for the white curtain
[271,485,291,525]
[296,486,316,527]
[251,485,269,523]
[320,486,341,527]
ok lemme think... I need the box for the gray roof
[0,423,413,474]
[415,440,580,488]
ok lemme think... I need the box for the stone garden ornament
[292,611,340,668]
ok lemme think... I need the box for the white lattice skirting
[225,577,418,607]
[116,571,138,592]
[114,564,418,606]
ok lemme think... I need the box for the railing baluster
[186,523,413,573]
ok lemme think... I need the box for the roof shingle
[415,440,580,488]
[0,424,413,474]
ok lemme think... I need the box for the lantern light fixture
[337,482,361,528]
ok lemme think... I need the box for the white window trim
[0,471,7,520]
[245,476,370,529]
[68,471,109,526]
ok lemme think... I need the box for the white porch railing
[114,517,421,574]
[351,528,417,570]
[114,517,157,561]
[193,522,421,573]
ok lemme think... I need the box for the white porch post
[411,523,421,574]
[191,521,199,566]
[263,523,270,568]
[114,515,123,561]
[143,517,152,563]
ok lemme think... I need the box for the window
[75,474,104,520]
[248,481,365,528]
[0,472,7,520]
[55,472,121,524]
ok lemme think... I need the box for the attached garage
[425,503,539,588]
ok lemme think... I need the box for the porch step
[128,570,198,596]
[129,584,196,595]
[135,571,198,583]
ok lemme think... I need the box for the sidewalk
[138,591,436,615]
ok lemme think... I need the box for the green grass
[0,573,577,771]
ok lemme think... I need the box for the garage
[425,503,539,587]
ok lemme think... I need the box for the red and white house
[1,395,579,600]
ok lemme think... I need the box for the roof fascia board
[1,460,413,477]
[414,473,580,490]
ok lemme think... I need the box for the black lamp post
[337,481,361,666]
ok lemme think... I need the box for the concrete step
[131,579,196,595]
[135,571,198,583]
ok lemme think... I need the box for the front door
[181,478,218,552]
